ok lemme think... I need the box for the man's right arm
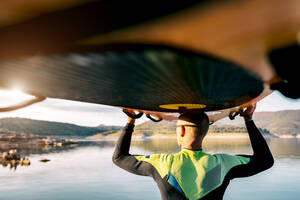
[112,118,155,177]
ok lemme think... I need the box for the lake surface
[1,137,300,200]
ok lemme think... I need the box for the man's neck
[181,143,203,151]
[182,147,203,151]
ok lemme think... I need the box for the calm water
[1,138,300,200]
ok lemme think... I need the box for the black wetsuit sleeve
[112,123,155,177]
[226,120,274,179]
[113,124,188,200]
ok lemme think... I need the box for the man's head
[176,112,209,149]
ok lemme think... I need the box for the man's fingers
[127,109,136,115]
[239,103,256,116]
[249,103,257,114]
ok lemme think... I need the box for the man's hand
[127,110,136,125]
[240,104,256,122]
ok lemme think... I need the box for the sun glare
[0,89,34,107]
[1,88,31,98]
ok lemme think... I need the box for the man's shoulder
[211,153,251,166]
[135,153,173,162]
[134,153,173,178]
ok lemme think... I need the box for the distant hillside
[91,120,177,138]
[1,109,299,138]
[92,120,271,138]
[91,110,300,138]
[131,121,270,135]
[132,120,176,136]
[0,118,122,137]
[217,110,300,135]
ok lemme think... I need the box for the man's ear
[180,126,185,137]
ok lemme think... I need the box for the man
[112,104,274,200]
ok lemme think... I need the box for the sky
[0,89,300,127]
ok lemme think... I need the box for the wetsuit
[112,120,274,200]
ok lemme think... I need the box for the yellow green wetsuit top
[113,121,273,200]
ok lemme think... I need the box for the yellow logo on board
[159,104,206,110]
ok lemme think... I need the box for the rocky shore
[0,149,30,169]
[0,131,79,149]
[0,131,80,169]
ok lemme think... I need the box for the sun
[0,88,33,106]
[10,88,25,97]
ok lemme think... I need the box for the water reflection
[0,143,81,170]
[2,138,300,171]
[1,138,300,200]
[268,139,300,157]
[132,138,300,157]
[2,137,300,157]
[0,143,82,156]
[131,139,180,154]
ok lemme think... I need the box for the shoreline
[87,133,294,140]
[0,131,80,151]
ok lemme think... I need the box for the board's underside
[2,0,297,112]
[0,45,263,112]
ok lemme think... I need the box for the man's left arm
[225,105,274,179]
[112,118,155,177]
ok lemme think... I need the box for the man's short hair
[178,111,209,126]
[178,112,209,137]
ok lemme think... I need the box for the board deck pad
[0,45,263,112]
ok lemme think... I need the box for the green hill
[217,110,300,135]
[94,120,270,138]
[131,120,176,136]
[1,109,299,138]
[92,110,300,138]
[0,117,121,137]
[91,120,177,138]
